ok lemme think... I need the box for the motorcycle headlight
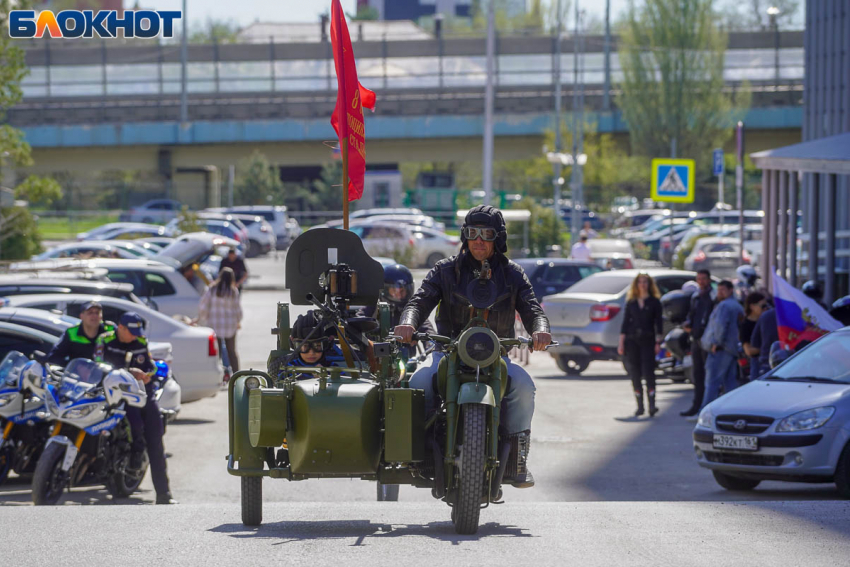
[62,404,97,420]
[697,407,714,428]
[244,376,261,391]
[0,393,16,408]
[776,407,835,432]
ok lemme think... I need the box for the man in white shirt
[571,235,592,261]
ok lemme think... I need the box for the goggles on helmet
[463,226,498,242]
[293,338,330,354]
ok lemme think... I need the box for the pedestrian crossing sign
[651,158,695,204]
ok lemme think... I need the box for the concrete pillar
[766,170,778,290]
[789,172,798,286]
[808,173,820,282]
[778,170,788,279]
[761,169,771,283]
[824,173,836,305]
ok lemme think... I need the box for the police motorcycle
[21,357,148,505]
[227,228,556,535]
[0,351,56,485]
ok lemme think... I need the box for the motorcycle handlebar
[392,333,559,350]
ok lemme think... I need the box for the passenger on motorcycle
[45,301,113,365]
[287,311,345,372]
[95,312,176,505]
[395,205,551,488]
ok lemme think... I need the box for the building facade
[754,1,850,304]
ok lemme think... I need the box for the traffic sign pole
[714,148,725,230]
[736,122,746,266]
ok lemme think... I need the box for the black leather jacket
[399,251,549,339]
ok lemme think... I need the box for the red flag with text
[330,0,376,201]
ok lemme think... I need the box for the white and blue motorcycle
[22,358,148,505]
[0,351,57,485]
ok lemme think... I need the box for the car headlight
[0,393,17,408]
[776,407,835,432]
[697,407,713,428]
[62,404,97,420]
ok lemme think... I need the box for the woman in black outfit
[617,273,664,417]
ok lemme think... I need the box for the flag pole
[343,138,349,229]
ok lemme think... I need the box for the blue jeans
[701,350,738,409]
[408,352,535,434]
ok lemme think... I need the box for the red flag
[329,0,375,202]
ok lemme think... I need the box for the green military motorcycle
[227,228,554,534]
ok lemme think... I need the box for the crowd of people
[617,268,826,419]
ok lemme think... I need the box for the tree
[234,151,282,206]
[617,0,749,168]
[349,6,379,21]
[189,19,239,44]
[0,0,63,259]
[719,0,801,30]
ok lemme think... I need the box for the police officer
[395,205,551,488]
[95,312,176,505]
[46,301,113,364]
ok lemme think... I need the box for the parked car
[135,236,176,250]
[339,222,458,268]
[684,237,750,279]
[223,214,275,258]
[693,327,850,495]
[95,223,175,241]
[31,242,145,262]
[350,207,424,220]
[155,232,240,284]
[0,320,61,360]
[543,269,703,375]
[2,296,223,402]
[329,213,446,233]
[11,258,203,318]
[587,239,635,270]
[0,277,146,306]
[514,259,603,301]
[119,199,182,223]
[212,205,296,250]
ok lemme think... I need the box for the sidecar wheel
[453,403,487,535]
[241,476,263,526]
[32,442,67,506]
[376,482,399,501]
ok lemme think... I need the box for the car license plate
[713,434,758,451]
[557,334,574,345]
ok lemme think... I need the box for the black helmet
[461,205,508,254]
[381,263,414,307]
[830,295,850,326]
[768,341,791,369]
[802,280,823,301]
[291,311,332,352]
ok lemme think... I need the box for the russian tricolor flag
[772,273,843,350]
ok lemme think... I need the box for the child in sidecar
[286,311,344,376]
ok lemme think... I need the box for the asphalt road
[1,255,849,565]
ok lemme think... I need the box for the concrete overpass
[8,31,804,178]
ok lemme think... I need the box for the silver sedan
[693,327,850,495]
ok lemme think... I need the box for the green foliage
[439,0,548,36]
[349,6,379,21]
[719,0,801,30]
[14,175,62,206]
[175,205,203,234]
[617,0,750,170]
[235,151,283,206]
[507,197,569,258]
[189,19,239,44]
[0,207,41,260]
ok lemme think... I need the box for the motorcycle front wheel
[452,403,487,535]
[0,441,14,486]
[32,442,68,506]
[107,450,148,499]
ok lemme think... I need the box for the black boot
[507,430,534,488]
[648,390,659,417]
[634,390,645,417]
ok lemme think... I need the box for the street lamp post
[552,0,563,217]
[767,6,781,88]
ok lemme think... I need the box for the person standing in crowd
[749,300,779,377]
[198,267,243,373]
[618,273,664,417]
[699,281,744,410]
[219,247,248,291]
[680,270,713,417]
[579,221,599,240]
[740,292,768,382]
[570,235,592,261]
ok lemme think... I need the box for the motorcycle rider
[95,312,176,505]
[802,280,828,309]
[45,301,113,365]
[395,205,551,488]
